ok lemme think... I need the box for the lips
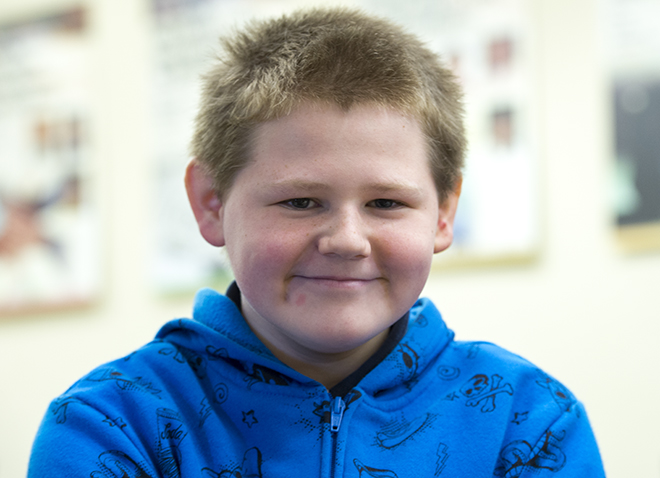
[304,276,374,281]
[292,275,379,289]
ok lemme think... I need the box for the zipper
[327,392,356,477]
[329,395,345,478]
[330,396,346,432]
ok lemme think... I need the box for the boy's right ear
[184,159,226,247]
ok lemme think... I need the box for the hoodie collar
[159,285,454,398]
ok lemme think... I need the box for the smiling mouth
[295,276,378,288]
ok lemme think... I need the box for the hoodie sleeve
[495,400,605,478]
[28,396,157,478]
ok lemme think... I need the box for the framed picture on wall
[604,0,660,252]
[0,7,99,315]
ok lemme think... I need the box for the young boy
[29,7,605,477]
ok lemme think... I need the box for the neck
[252,327,389,390]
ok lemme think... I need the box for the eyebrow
[267,179,426,196]
[268,180,329,193]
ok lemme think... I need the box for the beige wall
[1,0,658,477]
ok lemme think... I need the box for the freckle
[296,294,306,306]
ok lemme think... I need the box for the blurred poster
[604,0,660,251]
[0,8,99,314]
[149,0,540,294]
[148,0,241,295]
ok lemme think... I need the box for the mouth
[293,275,378,289]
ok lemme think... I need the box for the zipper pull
[330,396,346,432]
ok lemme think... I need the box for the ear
[434,177,462,254]
[184,159,226,247]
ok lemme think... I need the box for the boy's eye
[282,198,316,209]
[369,199,402,209]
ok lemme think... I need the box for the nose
[317,209,371,259]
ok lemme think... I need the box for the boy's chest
[141,381,517,478]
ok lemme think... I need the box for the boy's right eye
[281,198,316,209]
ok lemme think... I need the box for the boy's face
[187,102,459,363]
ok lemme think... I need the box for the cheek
[227,226,309,284]
[379,223,436,263]
[376,227,436,289]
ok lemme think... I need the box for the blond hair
[191,7,465,200]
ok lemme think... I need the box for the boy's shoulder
[382,298,579,416]
[410,298,566,380]
[442,339,578,409]
[50,338,185,419]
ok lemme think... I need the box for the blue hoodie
[29,285,605,477]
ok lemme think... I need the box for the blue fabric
[29,288,605,477]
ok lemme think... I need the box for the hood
[156,287,455,398]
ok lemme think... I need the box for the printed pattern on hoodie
[29,287,605,477]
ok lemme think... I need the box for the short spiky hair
[191,7,465,201]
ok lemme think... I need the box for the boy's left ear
[434,178,462,254]
[184,159,226,247]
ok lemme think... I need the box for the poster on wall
[149,0,540,294]
[603,0,660,252]
[0,8,99,315]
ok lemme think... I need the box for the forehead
[225,102,437,198]
[250,102,428,166]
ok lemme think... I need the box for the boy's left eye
[368,199,402,209]
[281,198,317,209]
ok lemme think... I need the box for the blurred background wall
[0,0,658,477]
